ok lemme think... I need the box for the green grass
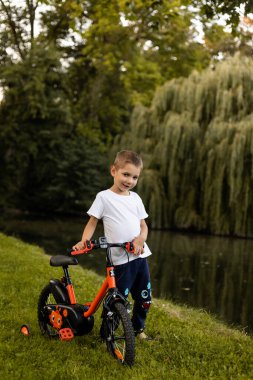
[1,232,253,380]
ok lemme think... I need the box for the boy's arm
[132,219,148,256]
[72,216,98,250]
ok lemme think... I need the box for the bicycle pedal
[59,328,74,341]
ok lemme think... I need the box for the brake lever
[69,240,95,256]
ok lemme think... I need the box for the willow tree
[117,54,253,237]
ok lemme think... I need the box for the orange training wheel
[20,324,31,336]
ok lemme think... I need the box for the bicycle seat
[50,255,78,267]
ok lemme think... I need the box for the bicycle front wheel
[101,302,135,366]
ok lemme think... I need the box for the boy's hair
[113,150,143,169]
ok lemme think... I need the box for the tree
[116,55,253,237]
[0,43,107,212]
[1,0,251,214]
[192,0,253,31]
[0,0,40,62]
[203,20,253,59]
[119,0,210,79]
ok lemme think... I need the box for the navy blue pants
[114,257,152,332]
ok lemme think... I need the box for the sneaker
[135,330,153,341]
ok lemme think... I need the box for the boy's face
[110,163,141,195]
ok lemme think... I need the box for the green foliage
[0,43,107,212]
[1,233,253,379]
[204,21,253,59]
[119,0,211,90]
[192,0,253,31]
[39,0,83,42]
[117,54,253,237]
[0,0,252,215]
[17,135,108,212]
[67,53,131,145]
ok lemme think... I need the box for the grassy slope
[0,232,253,380]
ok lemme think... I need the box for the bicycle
[37,236,136,366]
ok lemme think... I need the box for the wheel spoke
[114,341,125,355]
[101,302,135,366]
[114,336,125,340]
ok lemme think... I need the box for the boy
[73,150,152,340]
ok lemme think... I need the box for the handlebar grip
[69,240,95,256]
[125,242,135,253]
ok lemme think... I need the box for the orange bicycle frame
[66,238,134,318]
[84,266,116,317]
[65,266,116,318]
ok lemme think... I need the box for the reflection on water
[148,230,253,332]
[1,216,253,332]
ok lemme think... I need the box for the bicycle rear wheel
[38,284,59,338]
[101,302,135,366]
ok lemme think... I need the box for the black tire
[101,302,135,366]
[38,284,60,338]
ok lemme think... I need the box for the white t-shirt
[87,189,152,265]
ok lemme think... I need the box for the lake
[1,215,253,333]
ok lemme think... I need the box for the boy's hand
[132,236,145,256]
[72,241,85,251]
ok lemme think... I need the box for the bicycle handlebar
[69,236,135,256]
